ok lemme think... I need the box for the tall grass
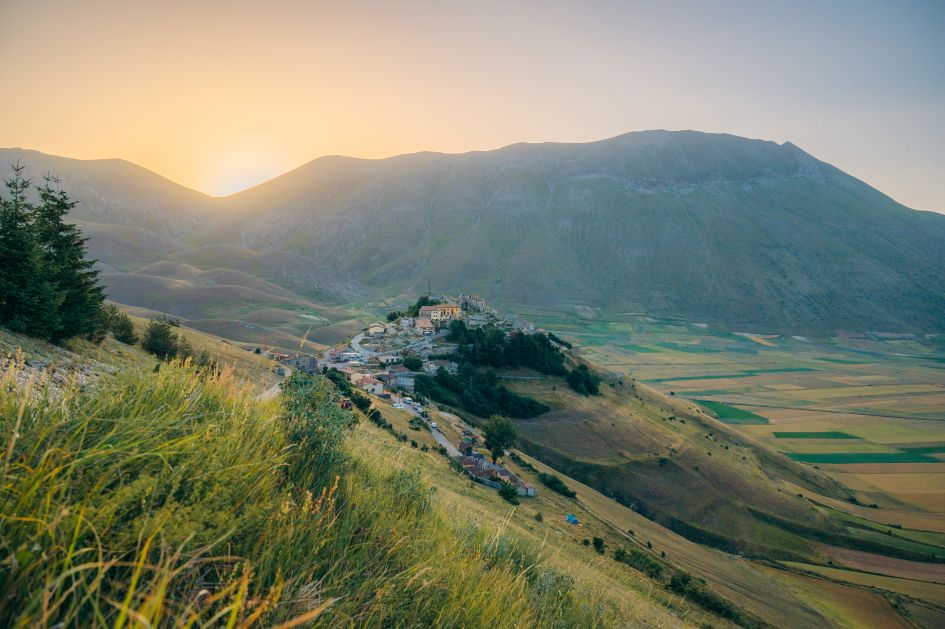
[0,356,608,626]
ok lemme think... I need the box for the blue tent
[565,514,580,525]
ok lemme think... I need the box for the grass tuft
[0,359,607,626]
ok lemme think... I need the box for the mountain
[0,148,216,235]
[4,131,945,335]
[0,148,368,349]
[212,131,945,333]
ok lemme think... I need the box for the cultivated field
[521,307,945,608]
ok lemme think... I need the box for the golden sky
[1,0,943,212]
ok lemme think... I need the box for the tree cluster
[447,321,601,396]
[446,321,567,375]
[414,365,549,419]
[387,296,442,322]
[566,364,600,396]
[0,165,104,341]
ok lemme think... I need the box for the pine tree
[32,174,104,340]
[0,163,58,336]
[142,318,180,360]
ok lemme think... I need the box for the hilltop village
[266,294,547,497]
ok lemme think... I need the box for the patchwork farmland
[521,307,945,611]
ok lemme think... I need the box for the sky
[1,0,943,212]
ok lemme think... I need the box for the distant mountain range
[3,131,944,336]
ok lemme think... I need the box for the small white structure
[359,376,384,395]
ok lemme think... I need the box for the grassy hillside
[361,394,930,628]
[0,342,675,627]
[4,324,940,626]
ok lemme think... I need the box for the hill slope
[7,325,929,627]
[5,132,945,338]
[214,131,945,333]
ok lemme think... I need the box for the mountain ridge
[3,131,944,335]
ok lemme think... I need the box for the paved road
[430,427,461,457]
[349,332,378,358]
[351,329,445,359]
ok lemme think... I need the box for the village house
[387,364,411,376]
[398,316,415,327]
[376,355,400,365]
[418,303,461,323]
[385,364,414,391]
[324,344,349,361]
[358,376,384,395]
[415,318,435,334]
[457,452,536,497]
[393,373,415,391]
[347,371,370,385]
[367,323,385,337]
[282,353,318,373]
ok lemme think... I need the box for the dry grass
[0,355,627,627]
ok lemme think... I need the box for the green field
[785,452,940,464]
[774,431,860,439]
[901,445,945,454]
[695,400,769,424]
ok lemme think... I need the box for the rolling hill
[6,323,938,628]
[4,131,945,343]
[213,131,945,334]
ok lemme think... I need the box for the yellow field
[785,563,945,606]
[772,384,943,401]
[824,546,945,583]
[758,565,914,629]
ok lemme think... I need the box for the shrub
[499,481,520,504]
[100,304,137,344]
[567,364,600,396]
[141,318,181,359]
[510,451,537,471]
[592,537,605,554]
[613,547,663,579]
[537,472,576,498]
[666,572,746,624]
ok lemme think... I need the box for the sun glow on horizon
[2,0,943,210]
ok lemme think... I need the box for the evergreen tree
[141,318,180,360]
[101,303,138,344]
[0,164,58,337]
[32,175,104,340]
